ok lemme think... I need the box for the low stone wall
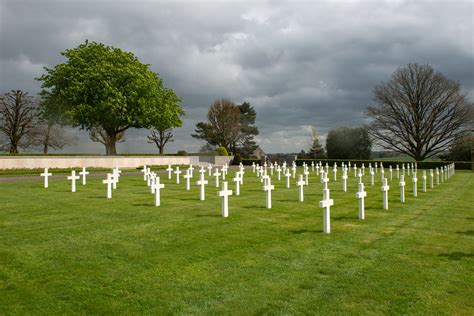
[0,155,235,170]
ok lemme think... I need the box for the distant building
[253,146,266,160]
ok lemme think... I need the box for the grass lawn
[1,168,473,314]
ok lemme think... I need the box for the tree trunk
[43,143,49,154]
[159,146,164,154]
[43,125,51,154]
[9,145,18,154]
[105,133,118,155]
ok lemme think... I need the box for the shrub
[177,150,187,156]
[216,147,228,156]
[232,153,242,165]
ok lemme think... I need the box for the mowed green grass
[1,168,473,315]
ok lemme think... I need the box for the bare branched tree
[147,128,173,154]
[367,63,473,161]
[207,98,241,151]
[0,90,37,153]
[89,126,125,151]
[28,122,78,154]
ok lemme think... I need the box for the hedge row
[241,159,262,165]
[294,159,472,170]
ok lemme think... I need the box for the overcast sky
[1,0,473,154]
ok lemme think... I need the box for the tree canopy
[367,63,473,161]
[37,40,184,155]
[326,127,372,159]
[192,99,259,156]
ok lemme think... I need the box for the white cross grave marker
[319,187,334,234]
[342,169,348,192]
[297,174,305,202]
[166,165,173,180]
[79,167,89,185]
[232,172,242,196]
[102,173,113,199]
[67,170,80,193]
[412,173,418,197]
[422,171,427,192]
[184,169,192,191]
[285,169,291,188]
[430,169,434,189]
[356,182,366,220]
[208,164,213,177]
[213,169,221,188]
[40,168,52,188]
[381,178,389,210]
[263,177,275,208]
[197,173,208,201]
[218,181,232,218]
[153,177,165,206]
[175,167,181,184]
[399,175,406,203]
[142,165,148,181]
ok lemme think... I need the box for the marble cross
[232,172,242,196]
[102,173,113,199]
[356,182,366,220]
[341,169,348,192]
[166,165,173,180]
[304,168,309,186]
[354,165,357,178]
[412,174,418,197]
[370,169,375,186]
[399,175,406,203]
[40,168,52,188]
[333,165,337,181]
[436,168,440,185]
[252,162,256,173]
[389,166,393,181]
[297,174,305,202]
[396,165,400,179]
[430,169,434,189]
[422,171,427,192]
[79,167,89,185]
[67,170,80,193]
[311,161,315,172]
[285,169,291,189]
[440,168,444,183]
[276,165,282,181]
[142,165,148,181]
[319,187,334,234]
[316,164,320,176]
[174,167,182,184]
[218,181,232,218]
[208,164,213,177]
[153,177,165,206]
[269,163,274,176]
[292,164,297,179]
[184,169,192,191]
[263,177,275,208]
[381,178,389,210]
[321,171,330,190]
[197,173,208,201]
[213,169,221,188]
[188,164,195,177]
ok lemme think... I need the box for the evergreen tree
[307,127,326,158]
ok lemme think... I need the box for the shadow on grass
[438,252,474,261]
[195,214,221,218]
[333,216,358,221]
[288,229,323,234]
[456,230,474,236]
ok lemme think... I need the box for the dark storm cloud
[1,0,472,153]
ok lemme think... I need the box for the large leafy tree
[37,41,183,155]
[326,127,371,159]
[367,63,473,161]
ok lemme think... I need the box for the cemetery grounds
[0,167,473,314]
